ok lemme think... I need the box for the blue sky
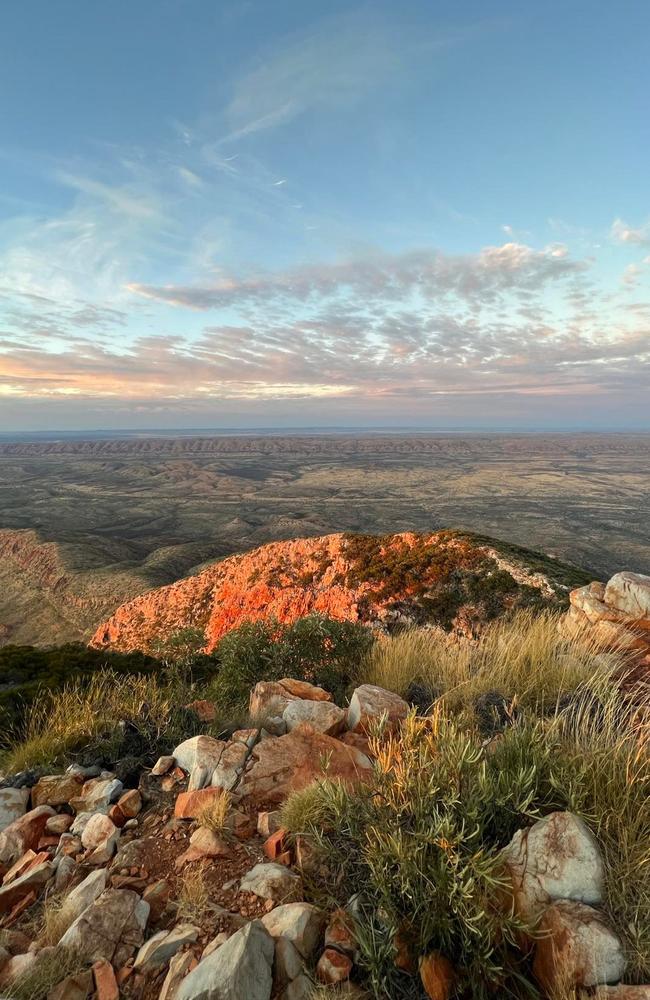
[0,0,648,430]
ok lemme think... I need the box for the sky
[0,0,649,432]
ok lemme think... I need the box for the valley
[0,432,648,647]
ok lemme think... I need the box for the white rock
[261,903,323,958]
[274,936,304,986]
[346,684,409,734]
[151,755,175,776]
[240,863,302,903]
[173,735,226,775]
[0,788,29,833]
[176,919,274,1000]
[502,812,605,921]
[283,699,346,736]
[605,571,650,620]
[134,922,199,971]
[211,742,250,792]
[57,869,108,933]
[59,888,150,966]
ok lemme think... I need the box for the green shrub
[281,691,650,997]
[209,614,374,709]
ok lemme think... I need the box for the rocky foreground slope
[92,531,589,654]
[0,677,644,1000]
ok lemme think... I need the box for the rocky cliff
[92,530,590,654]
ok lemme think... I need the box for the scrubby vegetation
[279,618,649,996]
[1,607,646,998]
[207,613,374,709]
[0,642,160,734]
[1,670,203,775]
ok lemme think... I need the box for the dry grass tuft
[176,866,211,923]
[2,669,196,773]
[2,946,85,1000]
[197,790,232,834]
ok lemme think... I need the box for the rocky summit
[91,530,588,654]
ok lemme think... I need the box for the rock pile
[0,676,646,999]
[566,571,650,676]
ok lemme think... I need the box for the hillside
[1,433,648,647]
[91,530,590,654]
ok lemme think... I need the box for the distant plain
[0,432,648,646]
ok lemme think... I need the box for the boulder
[283,699,346,736]
[239,863,303,903]
[70,777,123,814]
[176,918,274,1000]
[347,684,409,733]
[81,812,120,863]
[238,724,372,806]
[31,773,83,808]
[116,788,142,819]
[48,969,94,1000]
[0,805,54,866]
[274,937,304,986]
[261,902,324,958]
[0,788,30,833]
[57,869,108,932]
[92,958,119,1000]
[250,679,331,719]
[160,951,196,1000]
[175,787,225,820]
[173,735,226,776]
[46,814,73,835]
[604,572,650,623]
[533,900,625,991]
[211,742,250,792]
[134,922,199,971]
[257,811,283,838]
[59,888,150,966]
[142,879,171,923]
[587,989,650,1000]
[0,860,53,914]
[502,812,604,921]
[279,975,313,1000]
[175,827,232,868]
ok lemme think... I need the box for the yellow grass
[361,609,626,712]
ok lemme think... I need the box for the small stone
[134,923,199,971]
[317,947,353,984]
[239,863,303,903]
[92,958,119,1000]
[46,814,73,835]
[257,811,282,838]
[261,902,324,958]
[419,951,456,1000]
[142,879,171,923]
[31,773,83,808]
[151,755,175,776]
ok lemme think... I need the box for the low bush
[282,682,650,996]
[208,613,374,709]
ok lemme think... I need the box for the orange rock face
[91,531,559,655]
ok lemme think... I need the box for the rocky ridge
[91,531,587,655]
